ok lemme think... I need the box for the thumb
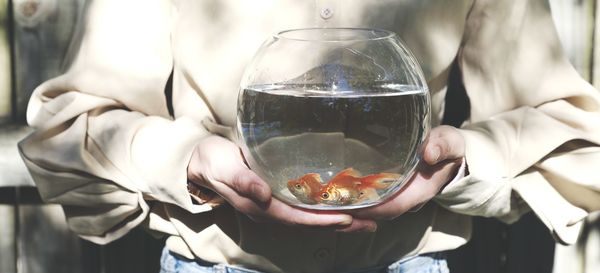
[226,167,272,203]
[190,136,272,203]
[423,125,465,165]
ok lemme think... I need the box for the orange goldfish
[287,168,400,205]
[287,173,323,204]
[318,168,400,205]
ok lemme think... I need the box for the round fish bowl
[237,28,430,210]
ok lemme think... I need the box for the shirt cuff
[441,157,468,192]
[410,158,467,212]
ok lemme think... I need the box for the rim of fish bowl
[275,27,397,43]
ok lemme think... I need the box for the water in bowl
[238,83,429,210]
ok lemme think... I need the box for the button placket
[499,253,507,265]
[306,231,337,271]
[314,247,331,261]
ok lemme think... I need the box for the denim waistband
[160,247,449,273]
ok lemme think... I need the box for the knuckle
[440,141,452,157]
[231,171,251,193]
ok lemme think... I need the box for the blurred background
[0,0,599,272]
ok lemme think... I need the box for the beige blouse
[18,0,600,272]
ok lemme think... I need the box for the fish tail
[362,173,401,189]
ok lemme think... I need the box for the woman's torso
[163,1,473,272]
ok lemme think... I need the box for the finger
[408,201,427,212]
[265,200,354,227]
[348,178,418,220]
[335,218,378,233]
[211,181,353,227]
[229,168,272,203]
[199,136,272,203]
[350,161,459,220]
[350,196,413,220]
[424,125,465,165]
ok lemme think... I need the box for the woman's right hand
[187,135,377,232]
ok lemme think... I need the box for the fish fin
[304,173,323,183]
[361,173,401,189]
[331,168,361,180]
[302,173,325,192]
[358,188,380,202]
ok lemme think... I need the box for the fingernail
[338,217,353,226]
[366,224,378,232]
[428,146,440,163]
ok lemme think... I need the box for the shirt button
[314,248,331,261]
[499,253,507,265]
[320,8,334,19]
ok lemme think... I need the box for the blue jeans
[159,247,449,273]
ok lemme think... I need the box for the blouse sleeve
[434,0,600,245]
[18,0,214,244]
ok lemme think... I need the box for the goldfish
[287,173,323,204]
[287,168,400,205]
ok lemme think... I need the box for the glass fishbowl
[237,28,430,210]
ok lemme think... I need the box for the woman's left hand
[342,125,465,229]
